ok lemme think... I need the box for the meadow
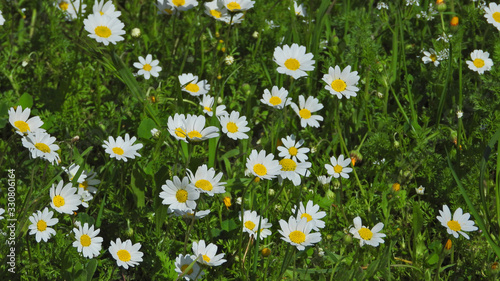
[1,0,500,280]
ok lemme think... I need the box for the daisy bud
[350,150,363,166]
[215,32,220,38]
[241,83,251,94]
[223,196,231,209]
[317,248,325,257]
[436,0,446,12]
[224,55,234,65]
[131,28,141,37]
[261,248,271,257]
[332,179,340,190]
[490,262,500,275]
[268,188,275,196]
[393,140,400,148]
[71,135,80,143]
[236,197,242,205]
[376,91,384,98]
[22,59,29,67]
[325,190,335,201]
[450,16,459,31]
[125,227,134,238]
[392,183,401,192]
[456,110,463,119]
[252,31,259,38]
[343,233,353,244]
[444,239,452,250]
[332,35,339,45]
[187,56,194,63]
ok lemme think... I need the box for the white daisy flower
[56,0,86,20]
[200,95,228,117]
[167,113,188,142]
[192,240,226,266]
[72,223,103,258]
[291,1,306,17]
[109,238,144,269]
[466,49,493,74]
[221,12,245,25]
[278,217,322,251]
[133,54,162,80]
[290,95,324,128]
[0,11,5,25]
[325,154,352,179]
[184,115,219,142]
[317,175,332,185]
[92,0,121,18]
[376,2,389,10]
[422,48,441,67]
[278,158,311,186]
[50,180,81,214]
[291,201,326,231]
[79,190,94,208]
[179,73,210,96]
[78,169,100,194]
[83,13,125,46]
[102,133,143,162]
[484,3,500,30]
[156,1,178,16]
[255,217,273,239]
[416,185,425,195]
[260,86,291,109]
[273,44,315,79]
[436,205,478,239]
[204,0,228,21]
[8,106,45,136]
[240,210,272,240]
[349,216,386,247]
[168,0,199,11]
[322,65,360,99]
[28,208,58,243]
[245,150,282,180]
[172,208,211,219]
[62,163,87,184]
[187,164,226,196]
[277,134,309,162]
[175,254,205,280]
[160,176,200,211]
[21,132,60,165]
[220,0,255,12]
[219,111,250,140]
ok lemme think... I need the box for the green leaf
[426,253,439,265]
[18,93,33,108]
[137,118,156,139]
[85,259,98,281]
[221,219,239,232]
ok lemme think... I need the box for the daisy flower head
[221,12,245,25]
[422,48,441,67]
[109,238,143,269]
[78,169,100,194]
[79,190,94,208]
[291,1,306,17]
[278,157,311,186]
[62,163,87,183]
[278,216,322,251]
[160,176,200,211]
[325,154,353,179]
[172,208,211,219]
[240,210,272,239]
[204,0,228,21]
[219,111,250,140]
[8,106,45,136]
[133,54,162,80]
[187,164,226,196]
[50,180,81,214]
[261,86,291,109]
[56,0,86,20]
[72,223,103,258]
[92,0,121,18]
[102,133,143,162]
[168,0,199,11]
[290,95,324,128]
[322,65,360,99]
[255,217,273,239]
[277,134,309,162]
[199,95,228,117]
[28,208,58,243]
[83,13,125,46]
[317,175,332,185]
[167,113,188,142]
[291,200,326,231]
[22,132,60,165]
[220,0,255,12]
[192,240,227,266]
[349,216,386,247]
[179,73,210,96]
[246,150,282,180]
[185,115,219,142]
[274,44,315,79]
[484,3,500,30]
[466,50,493,74]
[156,1,178,16]
[436,205,478,239]
[175,254,205,280]
[416,185,425,195]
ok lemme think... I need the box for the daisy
[56,0,86,20]
[278,217,322,251]
[245,150,282,180]
[72,223,103,258]
[220,0,255,12]
[416,185,425,195]
[179,73,210,96]
[167,0,199,11]
[83,13,125,46]
[8,106,45,136]
[260,86,291,109]
[204,0,228,21]
[28,208,58,243]
[92,0,121,18]
[160,176,200,211]
[109,238,143,269]
[436,205,478,239]
[134,54,162,80]
[22,132,60,165]
[184,115,219,142]
[317,175,332,185]
[78,169,100,194]
[50,180,81,214]
[278,158,311,186]
[240,210,272,239]
[102,133,143,162]
[167,113,188,142]
[192,240,226,266]
[219,111,250,140]
[200,95,228,117]
[422,48,441,67]
[156,1,178,16]
[290,95,324,128]
[291,201,326,231]
[62,163,87,184]
[273,44,315,79]
[325,154,353,179]
[255,216,273,239]
[484,3,500,30]
[175,254,205,280]
[277,134,309,162]
[79,190,94,208]
[466,50,493,74]
[349,216,386,247]
[172,208,211,219]
[187,165,226,196]
[221,12,245,25]
[322,65,360,99]
[291,1,306,17]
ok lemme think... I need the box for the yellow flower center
[358,227,373,241]
[164,9,173,14]
[80,234,91,247]
[493,12,500,23]
[279,158,297,172]
[227,2,242,11]
[188,130,202,139]
[14,120,30,133]
[289,230,306,244]
[143,64,152,71]
[299,108,311,119]
[447,220,461,231]
[195,179,213,191]
[37,220,47,231]
[473,58,485,68]
[172,0,185,7]
[79,181,89,190]
[176,189,188,202]
[185,83,200,93]
[301,213,312,222]
[175,127,186,138]
[331,79,347,92]
[112,147,124,155]
[59,1,69,11]
[53,195,65,208]
[202,254,211,262]
[269,96,282,106]
[226,122,238,133]
[430,54,437,62]
[284,58,300,71]
[245,220,256,230]
[253,164,267,176]
[204,106,212,112]
[288,147,298,156]
[210,9,222,18]
[99,11,104,16]
[181,264,194,275]
[94,26,112,38]
[35,143,51,153]
[117,249,131,262]
[333,164,343,173]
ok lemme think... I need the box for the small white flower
[377,2,389,10]
[50,180,81,214]
[28,208,58,243]
[436,205,478,239]
[278,158,311,186]
[133,54,162,80]
[290,95,324,128]
[349,216,386,247]
[160,176,200,211]
[109,238,144,269]
[278,217,322,251]
[246,150,282,180]
[72,223,103,258]
[56,0,87,21]
[131,27,141,37]
[184,115,220,142]
[22,131,60,165]
[422,48,441,67]
[224,55,234,65]
[92,0,121,18]
[261,86,291,109]
[317,175,332,185]
[322,65,360,99]
[291,1,306,17]
[457,110,463,119]
[466,49,493,74]
[102,133,143,162]
[415,185,425,195]
[325,154,353,179]
[192,240,227,266]
[83,13,125,46]
[277,134,309,162]
[175,254,205,280]
[187,165,226,196]
[291,200,326,231]
[151,128,160,137]
[168,0,199,11]
[484,3,500,30]
[273,44,315,79]
[220,0,255,12]
[179,73,210,96]
[8,106,45,136]
[219,111,250,140]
